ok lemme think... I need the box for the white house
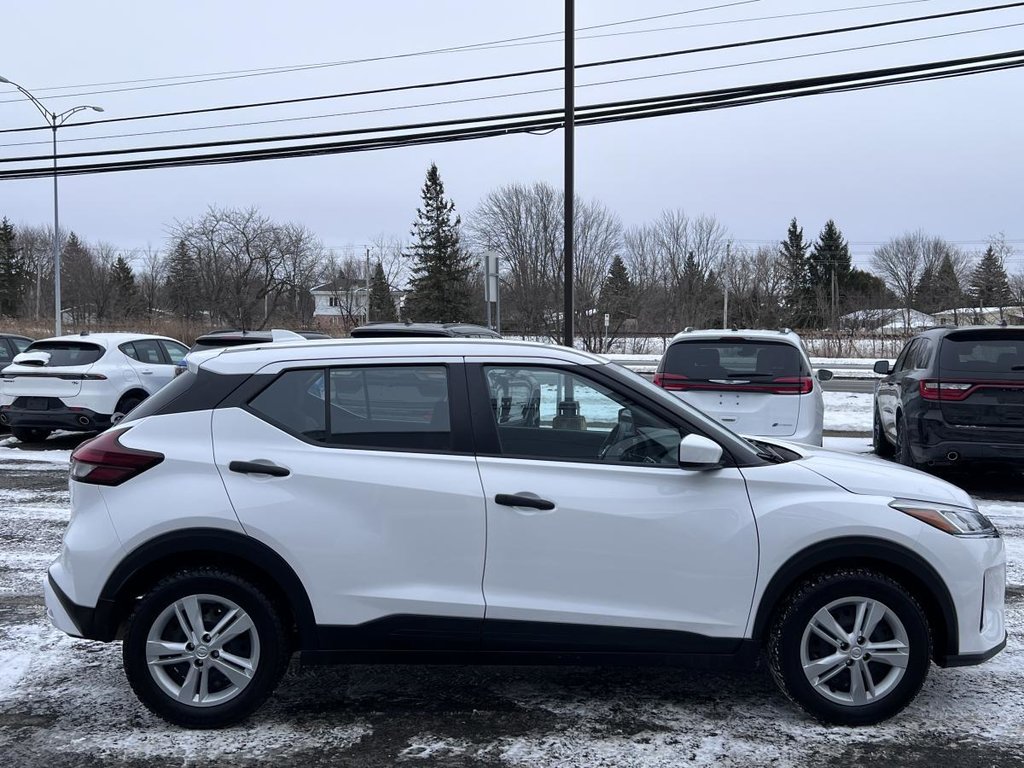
[931,306,1024,326]
[310,278,367,328]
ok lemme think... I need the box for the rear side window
[22,341,104,367]
[940,331,1024,376]
[662,341,807,380]
[249,369,327,441]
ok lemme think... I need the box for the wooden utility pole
[563,0,574,348]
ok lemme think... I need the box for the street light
[0,75,102,336]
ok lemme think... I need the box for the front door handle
[229,460,290,477]
[495,493,555,511]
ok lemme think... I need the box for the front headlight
[890,499,998,538]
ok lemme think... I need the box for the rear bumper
[0,403,112,432]
[913,412,1024,465]
[45,569,116,642]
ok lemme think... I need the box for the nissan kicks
[45,339,1005,728]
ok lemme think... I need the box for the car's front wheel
[872,407,894,458]
[895,413,920,469]
[123,568,289,728]
[768,569,931,726]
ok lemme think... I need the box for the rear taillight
[920,380,974,401]
[653,372,690,390]
[768,376,814,395]
[70,428,163,486]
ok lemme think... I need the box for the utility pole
[722,243,731,328]
[563,0,574,349]
[365,247,371,324]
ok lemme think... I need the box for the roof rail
[683,326,693,333]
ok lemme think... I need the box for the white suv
[0,332,188,443]
[45,339,1004,728]
[654,329,832,445]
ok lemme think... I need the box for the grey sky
[0,0,1021,269]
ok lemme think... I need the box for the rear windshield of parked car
[939,331,1024,377]
[23,341,104,367]
[662,340,807,381]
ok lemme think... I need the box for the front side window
[161,341,189,364]
[11,337,31,353]
[484,366,684,466]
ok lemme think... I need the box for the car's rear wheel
[768,569,931,726]
[872,407,894,458]
[10,427,52,444]
[123,568,289,728]
[112,394,146,425]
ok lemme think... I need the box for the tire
[895,413,920,469]
[10,427,52,444]
[767,568,931,726]
[111,394,146,425]
[123,568,289,728]
[872,407,894,458]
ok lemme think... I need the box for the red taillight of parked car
[70,428,164,486]
[919,380,973,401]
[654,372,812,395]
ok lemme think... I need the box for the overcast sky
[0,0,1021,269]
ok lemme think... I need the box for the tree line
[1,163,1020,349]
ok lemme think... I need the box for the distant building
[310,278,403,328]
[932,306,1024,326]
[840,308,936,333]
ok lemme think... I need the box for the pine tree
[402,163,474,322]
[0,217,29,317]
[914,262,939,313]
[368,261,398,321]
[934,253,966,314]
[970,245,1012,308]
[165,239,199,320]
[810,220,853,322]
[110,254,137,319]
[779,218,811,324]
[600,254,633,321]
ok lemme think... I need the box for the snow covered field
[0,435,1021,767]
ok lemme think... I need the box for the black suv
[350,322,500,339]
[176,329,330,375]
[873,326,1024,467]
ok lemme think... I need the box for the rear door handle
[494,493,555,511]
[229,460,290,477]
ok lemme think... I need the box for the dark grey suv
[873,327,1024,468]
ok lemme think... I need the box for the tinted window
[892,341,914,373]
[23,341,104,367]
[132,339,165,365]
[249,369,327,440]
[327,366,451,450]
[161,341,189,364]
[940,331,1024,377]
[484,366,685,466]
[11,337,31,353]
[0,340,13,365]
[912,339,932,369]
[663,340,807,381]
[119,342,139,361]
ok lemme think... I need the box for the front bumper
[0,403,112,432]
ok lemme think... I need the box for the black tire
[767,568,931,726]
[872,407,894,458]
[10,426,52,444]
[123,568,289,728]
[112,394,146,424]
[895,413,920,469]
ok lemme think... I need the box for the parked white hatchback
[45,339,1003,728]
[0,332,189,443]
[654,328,832,445]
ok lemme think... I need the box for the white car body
[0,333,188,437]
[44,339,1004,727]
[654,329,828,445]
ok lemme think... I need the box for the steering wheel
[601,432,672,464]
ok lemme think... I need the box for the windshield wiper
[748,439,787,463]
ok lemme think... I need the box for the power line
[1,49,1020,181]
[0,1,760,105]
[2,1,1020,136]
[1,20,1019,153]
[0,1,931,99]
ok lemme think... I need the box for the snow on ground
[823,391,873,432]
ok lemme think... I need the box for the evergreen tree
[913,262,939,313]
[808,220,853,325]
[970,245,1011,308]
[403,163,474,322]
[110,254,137,319]
[0,217,29,317]
[165,239,200,320]
[934,253,967,314]
[779,218,811,323]
[600,254,633,321]
[368,261,398,321]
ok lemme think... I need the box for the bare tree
[137,247,165,318]
[871,231,945,328]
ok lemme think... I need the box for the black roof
[1,333,33,342]
[350,322,500,339]
[912,325,1022,339]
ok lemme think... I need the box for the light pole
[0,75,102,336]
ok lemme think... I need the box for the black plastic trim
[97,528,317,646]
[935,634,1006,667]
[751,536,960,658]
[119,368,249,424]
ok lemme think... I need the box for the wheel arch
[95,528,317,648]
[751,536,958,660]
[116,388,150,411]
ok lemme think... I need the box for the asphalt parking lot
[0,435,1021,767]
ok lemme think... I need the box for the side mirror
[873,360,892,375]
[678,434,724,470]
[816,369,834,382]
